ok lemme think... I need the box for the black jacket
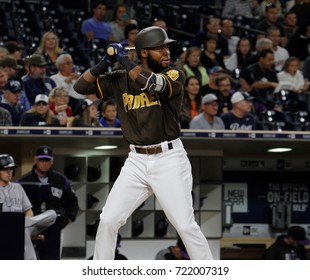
[17,165,79,229]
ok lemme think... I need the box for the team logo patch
[166,70,179,81]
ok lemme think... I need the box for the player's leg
[94,153,153,260]
[150,144,214,260]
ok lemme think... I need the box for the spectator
[20,94,64,127]
[0,107,12,126]
[34,31,66,76]
[0,47,9,60]
[286,20,310,61]
[71,98,100,127]
[221,18,240,56]
[155,238,190,260]
[48,87,73,125]
[215,73,234,115]
[99,99,120,127]
[180,76,202,129]
[3,41,25,78]
[290,0,310,25]
[222,0,260,19]
[17,145,79,259]
[0,79,26,125]
[81,0,113,42]
[0,56,23,80]
[203,66,227,95]
[242,38,273,69]
[120,23,139,63]
[182,47,209,96]
[191,16,229,58]
[50,54,83,113]
[22,54,56,105]
[109,3,137,43]
[220,91,256,130]
[225,38,252,76]
[259,0,283,17]
[256,4,287,47]
[241,49,279,109]
[200,35,226,72]
[283,11,299,44]
[266,26,289,72]
[189,93,225,130]
[264,225,310,260]
[0,66,8,93]
[0,154,57,260]
[302,55,310,81]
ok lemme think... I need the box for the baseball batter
[74,26,214,260]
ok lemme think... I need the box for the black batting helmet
[0,154,17,170]
[135,26,176,57]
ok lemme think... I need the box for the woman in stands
[34,31,66,76]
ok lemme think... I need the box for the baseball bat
[107,46,136,56]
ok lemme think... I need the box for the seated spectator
[266,26,289,72]
[20,94,64,126]
[109,2,137,42]
[48,87,73,125]
[256,4,287,47]
[182,47,209,96]
[3,40,25,78]
[34,31,66,76]
[225,38,252,78]
[302,55,310,81]
[0,154,57,260]
[81,0,113,42]
[180,76,202,129]
[222,0,260,19]
[71,99,100,127]
[242,38,273,69]
[220,91,256,130]
[189,94,225,130]
[264,225,310,260]
[191,16,229,58]
[50,54,83,113]
[22,54,56,105]
[240,49,279,110]
[0,107,12,126]
[0,79,26,125]
[215,73,234,115]
[283,11,299,44]
[120,23,139,63]
[99,99,120,127]
[0,56,23,80]
[0,66,8,93]
[221,18,240,56]
[155,238,190,260]
[0,47,9,59]
[290,0,310,25]
[203,66,227,95]
[200,35,226,72]
[259,0,283,17]
[286,20,310,61]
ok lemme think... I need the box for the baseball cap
[0,56,23,70]
[208,65,224,75]
[231,91,254,104]
[75,99,100,116]
[288,226,310,246]
[35,94,49,104]
[202,93,218,104]
[4,79,22,93]
[4,41,24,53]
[27,54,47,66]
[177,238,190,260]
[35,145,54,160]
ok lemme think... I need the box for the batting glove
[106,43,128,62]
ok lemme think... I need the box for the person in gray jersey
[190,94,225,130]
[0,154,56,259]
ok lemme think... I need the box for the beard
[147,55,167,73]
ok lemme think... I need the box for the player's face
[35,158,53,174]
[146,44,171,72]
[0,168,14,185]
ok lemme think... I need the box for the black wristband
[120,57,137,73]
[89,60,110,78]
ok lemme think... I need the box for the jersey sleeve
[161,68,185,99]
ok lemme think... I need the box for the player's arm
[106,43,167,97]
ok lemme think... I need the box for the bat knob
[107,47,116,56]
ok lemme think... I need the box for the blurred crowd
[1,0,310,131]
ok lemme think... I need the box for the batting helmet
[0,154,17,170]
[135,26,176,57]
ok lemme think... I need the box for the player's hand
[106,43,128,62]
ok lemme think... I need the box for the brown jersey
[96,67,185,145]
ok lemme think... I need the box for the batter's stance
[74,26,214,260]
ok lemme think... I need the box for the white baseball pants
[94,138,214,260]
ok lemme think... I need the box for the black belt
[135,142,173,155]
